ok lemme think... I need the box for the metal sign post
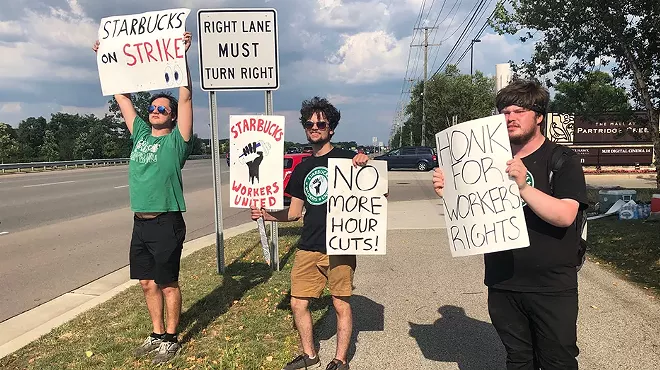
[265,90,279,270]
[197,8,280,273]
[208,91,225,273]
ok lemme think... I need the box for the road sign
[197,8,279,91]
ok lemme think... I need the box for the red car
[283,152,312,205]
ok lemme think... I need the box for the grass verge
[586,188,660,298]
[0,222,332,370]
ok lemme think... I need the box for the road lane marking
[0,232,8,236]
[23,181,75,188]
[114,185,129,189]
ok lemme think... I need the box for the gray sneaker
[325,359,349,370]
[152,341,181,364]
[282,354,321,369]
[134,335,163,357]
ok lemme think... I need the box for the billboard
[546,112,655,166]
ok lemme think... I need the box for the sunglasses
[303,121,329,130]
[148,105,170,115]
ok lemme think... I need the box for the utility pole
[412,27,440,147]
[470,39,481,76]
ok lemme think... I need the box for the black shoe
[282,353,321,369]
[325,359,349,370]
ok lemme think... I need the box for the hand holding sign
[183,31,192,52]
[432,167,445,198]
[506,157,529,190]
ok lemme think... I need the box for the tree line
[0,92,208,164]
[392,65,632,150]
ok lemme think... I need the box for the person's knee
[139,279,157,292]
[332,296,351,316]
[290,297,310,313]
[159,281,180,296]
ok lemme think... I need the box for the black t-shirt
[285,147,356,253]
[484,139,589,292]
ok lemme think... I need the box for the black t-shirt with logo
[484,139,589,292]
[285,147,357,253]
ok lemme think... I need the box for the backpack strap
[548,144,574,195]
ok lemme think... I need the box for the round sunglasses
[303,121,328,130]
[148,105,171,115]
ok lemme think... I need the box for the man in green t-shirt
[92,31,194,365]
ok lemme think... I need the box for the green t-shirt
[128,116,193,212]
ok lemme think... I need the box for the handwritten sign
[96,8,191,96]
[229,115,285,210]
[435,115,529,257]
[197,8,279,91]
[326,159,388,255]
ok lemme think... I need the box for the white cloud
[315,0,391,30]
[0,102,22,114]
[326,31,412,84]
[0,1,98,86]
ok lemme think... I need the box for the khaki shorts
[290,250,356,298]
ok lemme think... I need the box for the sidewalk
[316,197,660,369]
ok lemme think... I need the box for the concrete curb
[0,221,257,359]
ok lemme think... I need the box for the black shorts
[129,212,186,285]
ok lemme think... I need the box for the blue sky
[0,0,535,145]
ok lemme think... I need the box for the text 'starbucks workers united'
[304,167,328,206]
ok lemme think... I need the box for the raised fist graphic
[242,142,265,184]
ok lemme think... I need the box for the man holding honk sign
[433,79,588,370]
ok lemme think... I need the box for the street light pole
[470,39,481,76]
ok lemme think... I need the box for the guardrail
[0,155,211,173]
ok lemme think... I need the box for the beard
[509,125,536,146]
[306,131,331,145]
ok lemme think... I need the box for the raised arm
[114,93,138,134]
[92,40,137,134]
[177,31,193,142]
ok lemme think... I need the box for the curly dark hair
[150,92,179,126]
[299,96,341,130]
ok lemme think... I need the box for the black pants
[488,288,579,370]
[129,212,186,285]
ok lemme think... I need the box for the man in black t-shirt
[251,96,369,370]
[432,80,588,370]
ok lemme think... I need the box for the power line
[433,0,490,77]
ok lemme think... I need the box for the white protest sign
[96,8,190,96]
[197,8,279,91]
[229,115,285,210]
[435,115,529,257]
[326,159,388,255]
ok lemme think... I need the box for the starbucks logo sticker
[304,166,328,205]
[521,170,534,207]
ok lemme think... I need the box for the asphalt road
[0,159,250,322]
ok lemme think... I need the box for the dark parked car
[373,146,437,171]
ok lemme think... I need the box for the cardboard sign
[229,115,285,210]
[435,115,530,257]
[96,8,191,96]
[326,159,388,255]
